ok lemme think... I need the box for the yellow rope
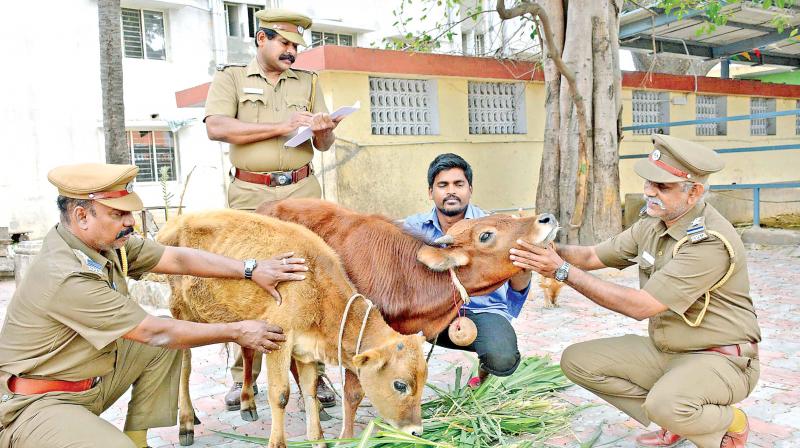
[120,246,128,278]
[671,230,735,327]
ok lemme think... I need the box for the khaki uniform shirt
[595,202,760,353]
[0,225,165,382]
[204,58,327,172]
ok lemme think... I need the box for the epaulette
[72,249,104,274]
[686,216,708,243]
[216,63,247,71]
[291,68,317,75]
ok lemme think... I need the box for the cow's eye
[479,231,493,243]
[393,380,408,393]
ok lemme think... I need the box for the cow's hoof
[179,429,194,446]
[194,413,201,425]
[241,407,259,421]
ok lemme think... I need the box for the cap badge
[297,25,305,34]
[651,149,661,161]
[125,182,134,193]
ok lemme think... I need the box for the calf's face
[352,334,428,436]
[416,213,558,295]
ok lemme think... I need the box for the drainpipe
[209,0,227,65]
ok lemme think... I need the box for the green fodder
[215,356,584,447]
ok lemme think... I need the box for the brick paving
[0,245,798,447]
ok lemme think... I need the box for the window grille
[632,91,669,135]
[750,97,776,136]
[121,8,166,60]
[369,77,438,135]
[311,31,355,47]
[468,82,526,134]
[696,95,726,136]
[127,131,178,182]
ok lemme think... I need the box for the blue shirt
[403,204,531,321]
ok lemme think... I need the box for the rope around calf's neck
[337,292,374,391]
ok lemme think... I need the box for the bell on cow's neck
[448,316,477,346]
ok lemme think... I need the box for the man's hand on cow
[252,252,308,304]
[284,111,314,133]
[510,240,564,279]
[234,320,287,353]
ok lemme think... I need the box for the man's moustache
[444,196,461,203]
[279,54,295,63]
[116,227,134,239]
[643,195,666,210]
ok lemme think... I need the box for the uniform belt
[234,164,311,187]
[704,342,758,357]
[7,376,98,395]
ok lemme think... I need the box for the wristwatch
[554,262,571,282]
[243,259,258,280]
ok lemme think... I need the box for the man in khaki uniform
[0,163,307,448]
[511,135,759,448]
[205,8,339,410]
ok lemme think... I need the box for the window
[224,3,239,37]
[369,77,439,135]
[632,91,669,135]
[310,31,355,47]
[127,130,178,182]
[121,8,166,60]
[695,95,727,136]
[247,5,263,38]
[468,81,526,134]
[474,34,485,56]
[750,97,776,136]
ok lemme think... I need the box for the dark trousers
[435,310,521,376]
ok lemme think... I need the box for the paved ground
[0,245,798,447]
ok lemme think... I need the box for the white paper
[283,101,360,148]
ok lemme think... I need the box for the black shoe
[224,382,259,411]
[317,380,336,408]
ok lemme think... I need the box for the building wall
[292,48,800,219]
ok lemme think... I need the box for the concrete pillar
[720,58,730,79]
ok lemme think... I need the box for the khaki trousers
[0,339,181,448]
[560,335,759,448]
[227,173,321,211]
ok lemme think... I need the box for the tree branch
[496,0,591,232]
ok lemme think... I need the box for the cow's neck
[325,292,397,368]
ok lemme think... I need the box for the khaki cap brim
[96,192,144,212]
[274,29,307,46]
[634,158,688,183]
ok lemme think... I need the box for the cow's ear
[353,348,386,370]
[416,246,469,271]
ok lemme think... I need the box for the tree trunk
[534,0,564,218]
[497,0,623,244]
[98,0,130,164]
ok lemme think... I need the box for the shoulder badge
[72,249,104,274]
[216,63,247,71]
[686,216,708,243]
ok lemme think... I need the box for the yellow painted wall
[316,70,799,219]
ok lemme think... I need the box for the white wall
[0,0,105,235]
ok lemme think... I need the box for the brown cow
[157,210,428,448]
[257,198,559,438]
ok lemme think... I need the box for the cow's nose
[411,427,423,437]
[538,213,556,225]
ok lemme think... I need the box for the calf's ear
[416,246,469,271]
[353,348,386,370]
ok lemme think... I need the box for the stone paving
[0,245,798,447]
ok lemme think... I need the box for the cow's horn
[432,235,454,246]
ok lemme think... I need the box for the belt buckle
[270,171,292,187]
